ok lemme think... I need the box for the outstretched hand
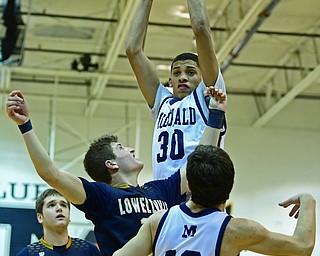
[278,194,302,219]
[6,90,29,125]
[206,86,227,112]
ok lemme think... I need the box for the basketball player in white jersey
[126,0,227,179]
[113,145,316,256]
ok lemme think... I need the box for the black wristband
[18,119,33,134]
[207,109,225,129]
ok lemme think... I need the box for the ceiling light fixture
[170,5,190,19]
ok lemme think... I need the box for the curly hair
[35,188,70,214]
[83,134,118,184]
[186,145,234,208]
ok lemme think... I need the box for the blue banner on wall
[0,207,43,256]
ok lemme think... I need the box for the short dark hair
[186,145,234,208]
[35,188,70,214]
[83,134,118,184]
[170,52,199,71]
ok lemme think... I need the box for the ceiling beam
[10,66,136,81]
[216,0,270,63]
[84,1,140,117]
[254,19,320,93]
[209,0,231,27]
[9,66,172,85]
[253,64,320,128]
[220,0,280,72]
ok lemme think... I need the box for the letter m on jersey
[181,225,197,238]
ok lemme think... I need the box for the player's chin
[177,91,191,99]
[136,161,144,169]
[55,220,68,227]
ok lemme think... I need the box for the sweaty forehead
[172,60,198,69]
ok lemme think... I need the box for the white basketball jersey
[151,71,226,179]
[153,203,231,256]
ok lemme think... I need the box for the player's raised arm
[6,90,86,205]
[187,0,219,87]
[179,88,227,195]
[229,193,316,255]
[125,0,160,107]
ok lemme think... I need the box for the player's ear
[105,160,119,174]
[187,181,191,193]
[168,78,173,87]
[37,213,43,224]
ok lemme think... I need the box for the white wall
[226,126,320,255]
[0,94,319,255]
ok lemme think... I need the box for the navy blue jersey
[17,237,101,256]
[75,170,185,256]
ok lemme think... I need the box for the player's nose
[125,146,134,153]
[179,74,188,82]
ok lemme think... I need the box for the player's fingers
[289,205,300,217]
[6,100,18,108]
[219,92,226,99]
[6,106,19,117]
[217,93,226,102]
[279,195,301,208]
[205,87,213,95]
[10,90,23,97]
[7,95,24,104]
[278,197,294,207]
[209,87,217,95]
[9,90,20,96]
[6,105,20,112]
[6,101,22,110]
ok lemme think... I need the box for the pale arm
[113,210,165,256]
[231,194,316,255]
[125,0,160,107]
[6,90,86,205]
[180,89,227,195]
[187,0,219,87]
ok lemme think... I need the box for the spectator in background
[16,188,101,256]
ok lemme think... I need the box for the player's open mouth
[178,84,190,91]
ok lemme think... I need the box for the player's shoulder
[21,241,47,255]
[223,217,271,253]
[149,209,167,230]
[225,217,267,241]
[16,246,29,256]
[71,238,101,254]
[151,209,167,219]
[72,237,94,246]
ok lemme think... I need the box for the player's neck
[111,171,139,187]
[43,228,69,246]
[186,200,207,212]
[186,200,224,212]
